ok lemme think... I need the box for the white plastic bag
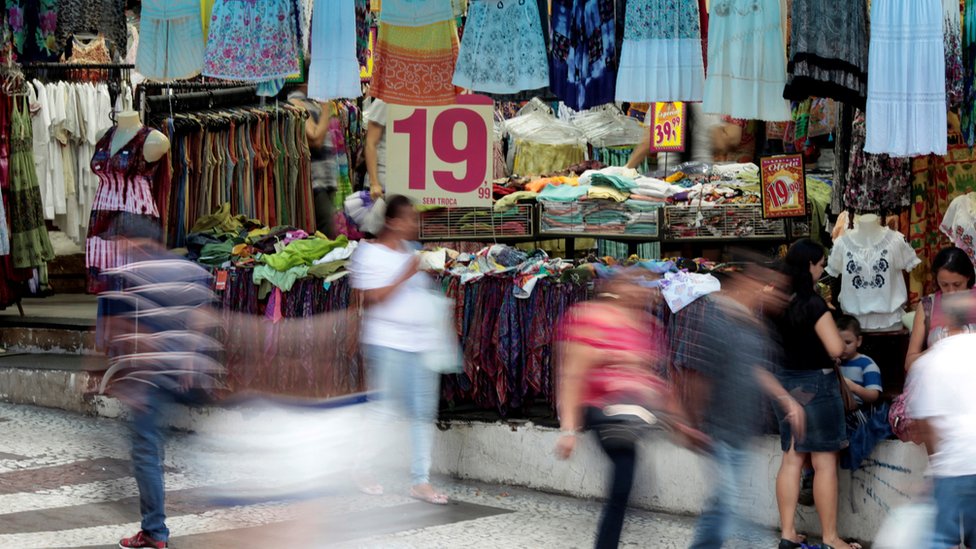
[420,290,462,374]
[873,503,936,549]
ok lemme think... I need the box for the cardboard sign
[760,154,807,219]
[387,95,494,208]
[649,101,686,153]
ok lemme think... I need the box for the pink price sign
[387,95,494,208]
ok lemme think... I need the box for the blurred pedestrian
[288,83,337,238]
[908,292,976,549]
[554,268,705,549]
[773,239,860,549]
[678,259,806,548]
[349,194,448,505]
[97,219,223,549]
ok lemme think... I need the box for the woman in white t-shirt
[349,195,448,505]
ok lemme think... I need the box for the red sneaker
[118,531,167,548]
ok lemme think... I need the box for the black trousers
[590,416,639,549]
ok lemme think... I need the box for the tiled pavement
[0,403,781,548]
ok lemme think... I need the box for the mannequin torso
[98,111,170,162]
[847,213,885,247]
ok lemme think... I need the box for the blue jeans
[930,474,976,549]
[129,388,172,542]
[690,442,766,548]
[363,344,440,485]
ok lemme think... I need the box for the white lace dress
[615,0,705,102]
[452,0,549,95]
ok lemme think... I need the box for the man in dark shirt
[677,261,805,548]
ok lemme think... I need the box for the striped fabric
[370,1,459,106]
[96,253,221,396]
[137,0,205,81]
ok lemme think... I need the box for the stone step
[0,353,106,415]
[0,326,97,355]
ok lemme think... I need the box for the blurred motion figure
[96,219,222,549]
[908,291,976,549]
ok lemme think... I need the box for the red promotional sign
[760,154,807,219]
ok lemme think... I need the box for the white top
[940,193,976,266]
[365,98,388,190]
[349,240,440,353]
[827,228,921,329]
[908,333,976,477]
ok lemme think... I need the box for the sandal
[820,542,863,549]
[353,472,384,496]
[778,534,808,549]
[409,485,449,505]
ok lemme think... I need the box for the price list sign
[760,154,807,219]
[649,101,686,153]
[387,95,494,208]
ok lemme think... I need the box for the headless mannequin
[97,111,170,162]
[847,213,885,247]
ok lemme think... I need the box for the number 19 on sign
[387,95,494,208]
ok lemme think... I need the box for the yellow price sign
[649,101,686,153]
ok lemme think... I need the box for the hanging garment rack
[143,86,262,121]
[135,80,252,113]
[21,62,133,107]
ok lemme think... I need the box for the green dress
[9,95,54,270]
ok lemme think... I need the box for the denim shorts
[776,369,848,453]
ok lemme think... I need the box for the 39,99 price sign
[387,95,493,208]
[760,154,807,219]
[649,101,686,153]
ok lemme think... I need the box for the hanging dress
[549,0,619,111]
[783,0,868,106]
[370,0,459,106]
[85,126,162,294]
[615,0,705,103]
[202,0,300,95]
[452,0,550,96]
[308,0,362,100]
[9,95,54,270]
[702,0,790,121]
[137,0,205,81]
[865,0,947,157]
[6,0,60,62]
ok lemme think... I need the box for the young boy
[836,315,883,407]
[799,315,884,506]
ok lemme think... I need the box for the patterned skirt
[370,19,459,106]
[203,0,299,81]
[452,0,549,95]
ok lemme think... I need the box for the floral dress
[844,109,912,212]
[6,0,59,62]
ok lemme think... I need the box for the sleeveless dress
[9,95,54,270]
[615,0,705,103]
[864,0,947,157]
[307,0,361,100]
[549,0,619,111]
[137,0,205,81]
[85,127,162,294]
[702,0,790,121]
[452,0,550,95]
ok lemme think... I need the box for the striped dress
[85,127,162,294]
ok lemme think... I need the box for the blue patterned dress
[549,0,619,111]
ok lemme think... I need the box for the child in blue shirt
[836,315,883,407]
